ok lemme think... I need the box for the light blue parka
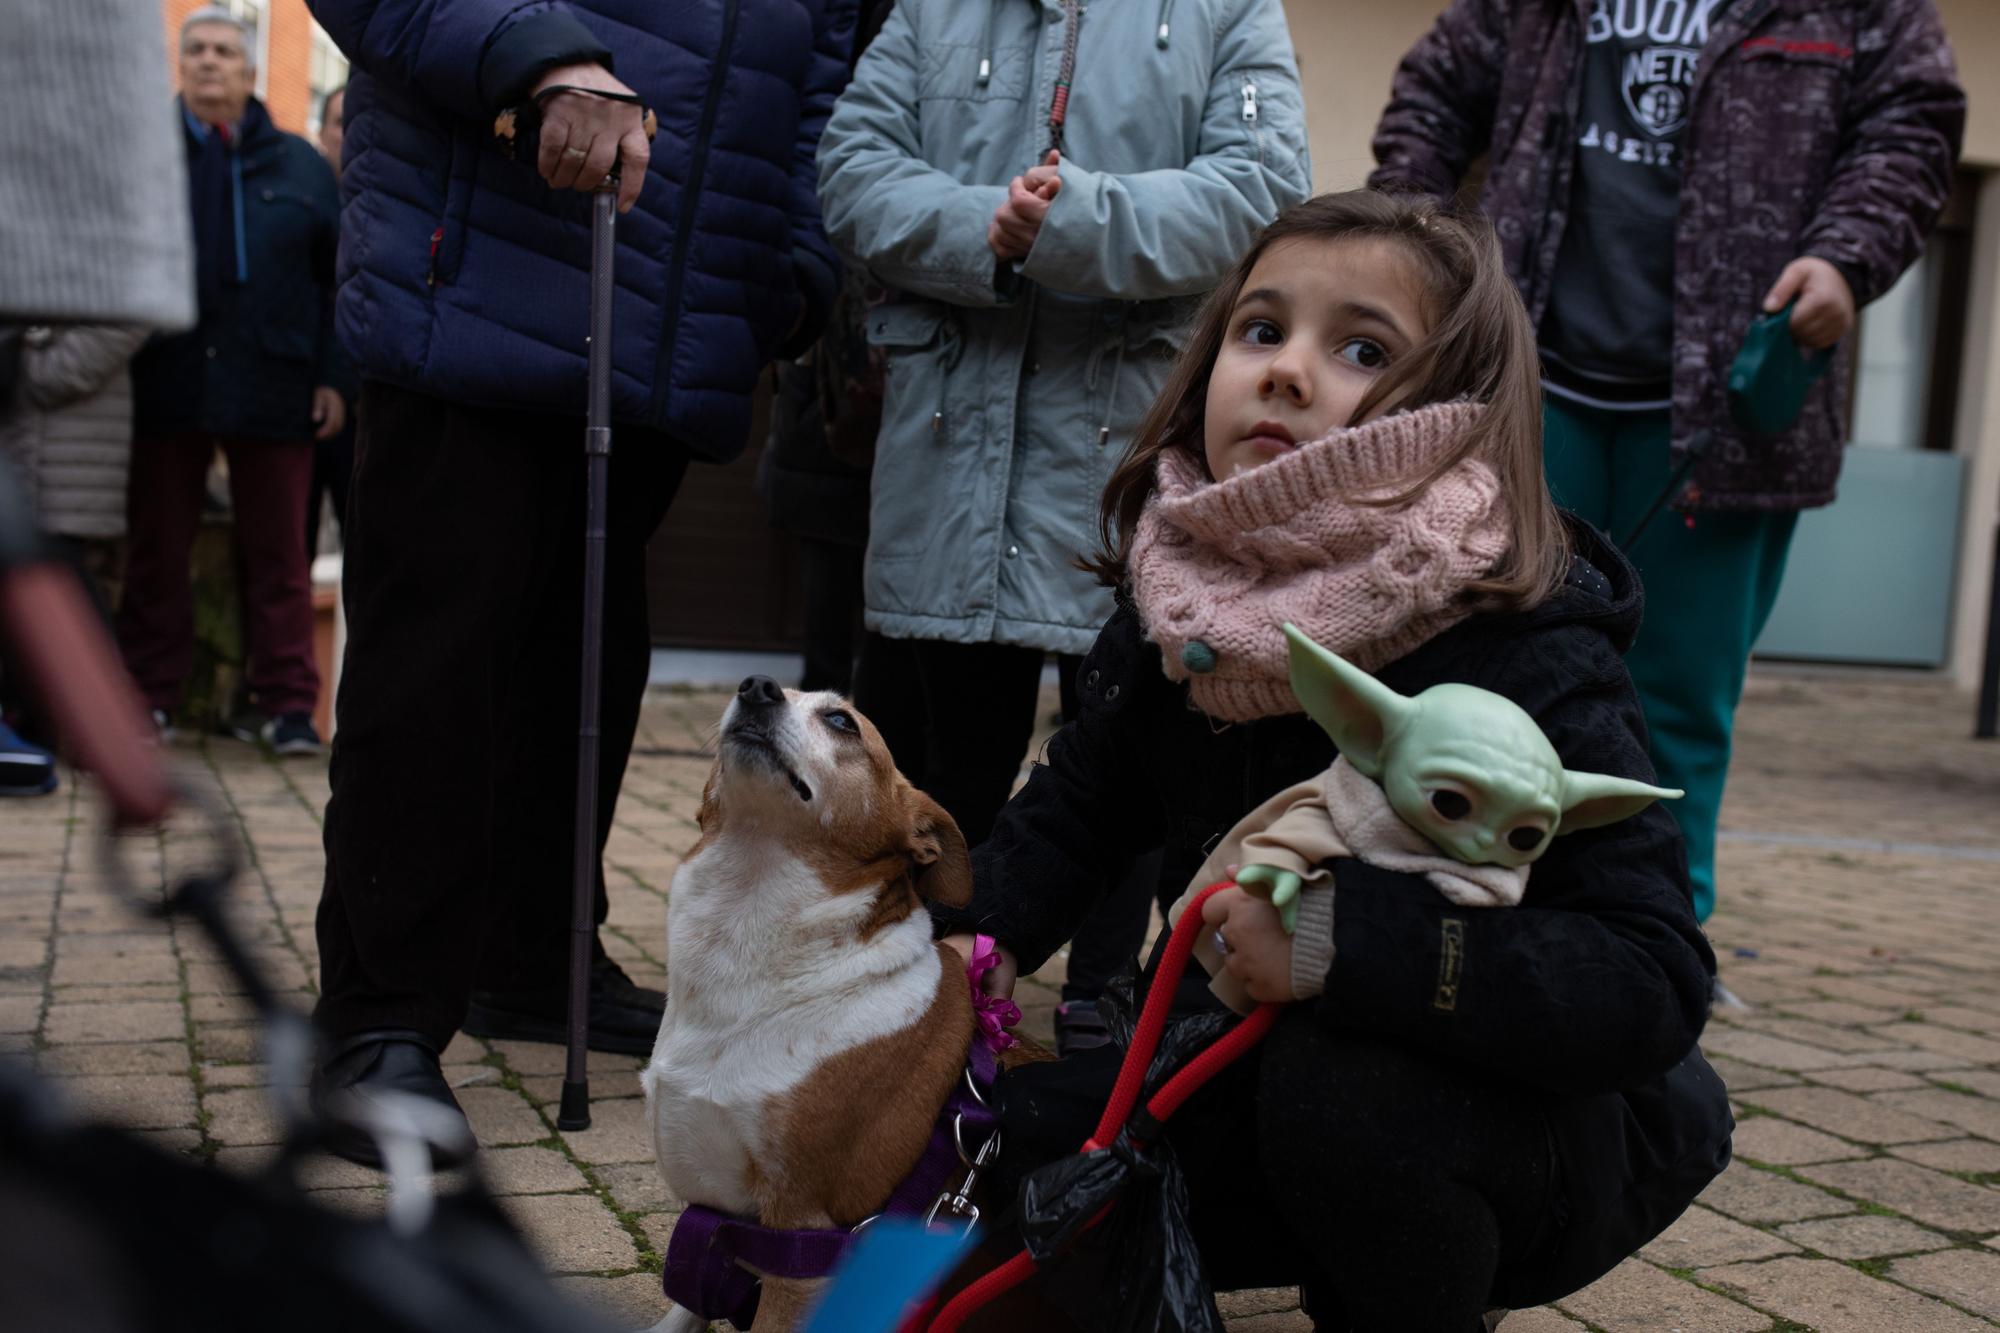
[817,0,1310,653]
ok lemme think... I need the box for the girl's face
[1202,236,1433,482]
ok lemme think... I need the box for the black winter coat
[133,98,347,443]
[943,517,1732,1301]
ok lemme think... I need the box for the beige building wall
[1284,0,1998,689]
[1937,3,2000,692]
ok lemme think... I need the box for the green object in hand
[1237,864,1302,932]
[1728,299,1833,436]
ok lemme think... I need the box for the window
[1848,169,1979,453]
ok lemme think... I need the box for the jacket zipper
[1525,13,1586,320]
[1241,78,1258,125]
[654,0,742,413]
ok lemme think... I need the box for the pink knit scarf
[1129,401,1511,722]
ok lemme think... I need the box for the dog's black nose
[738,675,784,708]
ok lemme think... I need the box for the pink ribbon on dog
[967,933,1021,1053]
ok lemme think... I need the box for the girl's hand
[943,932,1019,1000]
[1199,887,1296,1004]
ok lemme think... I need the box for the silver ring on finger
[1212,927,1230,957]
[563,146,588,161]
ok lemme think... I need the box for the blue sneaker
[259,710,323,757]
[0,722,58,796]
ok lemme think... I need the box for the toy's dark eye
[1507,826,1546,852]
[822,710,858,735]
[1429,790,1471,820]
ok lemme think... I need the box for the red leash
[915,882,1281,1332]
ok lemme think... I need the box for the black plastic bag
[1008,963,1238,1333]
[1017,1123,1222,1333]
[1097,965,1239,1091]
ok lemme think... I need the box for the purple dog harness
[660,939,1019,1329]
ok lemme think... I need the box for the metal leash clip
[925,1113,1003,1237]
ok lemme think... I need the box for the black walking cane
[496,91,656,1131]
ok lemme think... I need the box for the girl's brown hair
[1088,190,1569,612]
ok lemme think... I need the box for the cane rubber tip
[557,1079,591,1131]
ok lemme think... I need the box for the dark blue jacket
[133,98,346,443]
[309,0,856,459]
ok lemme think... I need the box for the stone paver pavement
[4,667,1997,1330]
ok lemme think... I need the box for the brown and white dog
[642,676,977,1332]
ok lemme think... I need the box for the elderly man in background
[115,7,349,756]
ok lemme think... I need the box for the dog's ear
[904,789,972,907]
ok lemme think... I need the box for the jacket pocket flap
[865,304,950,349]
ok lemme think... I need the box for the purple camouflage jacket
[1370,0,1964,512]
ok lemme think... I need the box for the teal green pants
[1542,400,1798,923]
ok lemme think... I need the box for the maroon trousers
[117,433,319,718]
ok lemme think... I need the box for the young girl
[937,192,1731,1331]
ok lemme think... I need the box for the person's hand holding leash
[988,150,1062,259]
[532,63,650,213]
[1762,256,1855,350]
[1201,885,1295,1004]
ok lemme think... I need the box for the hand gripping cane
[495,88,655,1131]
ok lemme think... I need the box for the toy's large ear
[1283,623,1414,778]
[1558,770,1683,833]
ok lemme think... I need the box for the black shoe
[1054,999,1112,1058]
[313,1029,472,1170]
[462,956,665,1056]
[261,711,323,757]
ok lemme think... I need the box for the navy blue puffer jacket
[309,0,856,459]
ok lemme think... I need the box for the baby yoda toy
[1178,624,1680,1008]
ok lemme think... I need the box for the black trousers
[855,636,1156,994]
[993,1009,1561,1332]
[1059,849,1159,1003]
[861,637,1083,848]
[795,536,863,694]
[314,383,687,1047]
[306,414,356,557]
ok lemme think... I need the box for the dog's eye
[821,709,858,735]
